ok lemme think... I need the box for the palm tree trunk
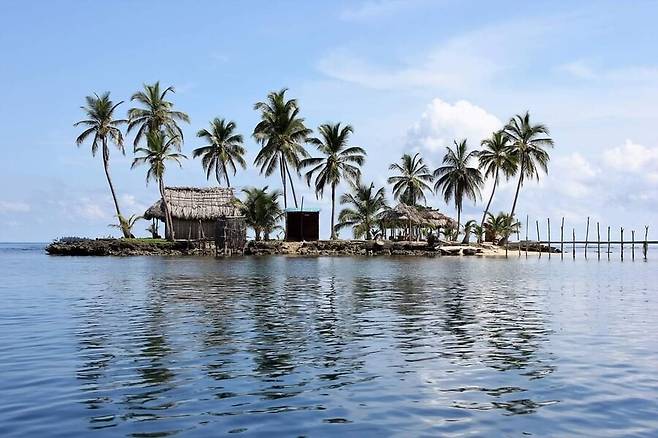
[480,170,499,229]
[223,163,231,188]
[159,178,174,241]
[280,156,288,209]
[509,160,525,221]
[330,183,336,240]
[456,207,461,242]
[102,139,129,238]
[284,161,299,208]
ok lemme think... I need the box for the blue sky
[2,0,658,241]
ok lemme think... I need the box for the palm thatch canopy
[144,187,240,221]
[418,207,457,228]
[380,203,456,228]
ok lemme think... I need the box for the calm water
[1,244,657,437]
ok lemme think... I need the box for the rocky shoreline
[46,238,559,257]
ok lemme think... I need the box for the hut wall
[215,217,247,253]
[286,212,320,241]
[172,219,217,240]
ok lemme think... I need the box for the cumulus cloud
[602,139,658,173]
[0,201,31,213]
[406,98,501,153]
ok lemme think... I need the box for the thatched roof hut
[380,203,456,228]
[143,187,240,221]
[144,187,242,241]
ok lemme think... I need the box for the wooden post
[536,220,541,258]
[517,227,521,257]
[560,217,565,260]
[632,230,635,261]
[607,226,611,260]
[585,217,590,259]
[620,227,624,261]
[572,228,576,259]
[547,218,551,259]
[597,222,601,260]
[525,215,529,258]
[644,226,649,260]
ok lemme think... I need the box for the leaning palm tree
[74,92,131,238]
[478,130,517,229]
[109,214,142,238]
[387,153,434,205]
[300,123,366,239]
[335,180,387,240]
[193,118,246,187]
[434,140,483,238]
[253,88,311,208]
[132,131,187,241]
[239,186,283,241]
[127,81,190,149]
[504,112,554,221]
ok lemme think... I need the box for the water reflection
[55,256,649,436]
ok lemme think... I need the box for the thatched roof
[380,203,456,228]
[143,187,240,221]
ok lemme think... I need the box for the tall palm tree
[335,180,387,240]
[434,139,483,237]
[74,92,131,238]
[132,131,187,241]
[193,118,246,187]
[253,88,311,208]
[478,130,517,229]
[387,153,434,205]
[127,81,190,149]
[300,123,366,239]
[239,186,283,241]
[504,111,554,221]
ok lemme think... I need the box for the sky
[2,0,658,242]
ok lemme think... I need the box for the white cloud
[558,60,596,79]
[406,98,501,153]
[602,139,658,173]
[0,201,31,213]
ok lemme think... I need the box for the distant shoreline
[44,238,556,257]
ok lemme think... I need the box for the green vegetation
[193,118,246,187]
[301,123,366,239]
[335,180,388,240]
[74,83,554,245]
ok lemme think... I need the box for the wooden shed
[143,187,243,241]
[285,208,320,241]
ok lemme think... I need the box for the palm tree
[486,212,520,244]
[239,187,283,241]
[504,112,554,221]
[300,123,366,239]
[434,140,483,238]
[253,88,311,209]
[335,180,387,240]
[193,118,246,187]
[387,153,434,205]
[127,81,190,149]
[132,131,187,241]
[478,130,517,229]
[109,214,142,238]
[74,92,131,238]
